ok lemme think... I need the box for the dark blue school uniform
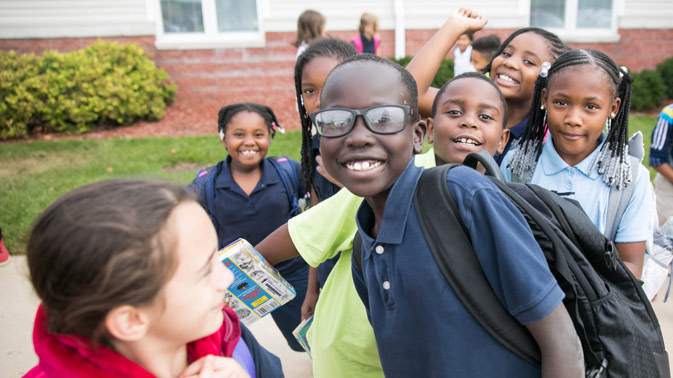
[311,134,341,286]
[192,156,308,352]
[494,116,529,165]
[351,160,564,377]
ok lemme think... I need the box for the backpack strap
[413,164,541,366]
[604,132,644,241]
[353,231,363,273]
[268,156,302,217]
[193,163,222,233]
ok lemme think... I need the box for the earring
[610,112,616,118]
[540,105,545,110]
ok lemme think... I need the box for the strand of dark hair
[294,38,356,195]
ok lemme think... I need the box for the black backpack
[353,151,670,378]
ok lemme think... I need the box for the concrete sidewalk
[0,256,312,377]
[2,255,672,377]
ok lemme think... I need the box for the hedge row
[0,40,176,139]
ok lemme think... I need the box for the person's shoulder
[446,165,494,191]
[660,104,673,123]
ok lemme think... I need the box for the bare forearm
[255,223,300,265]
[526,305,584,378]
[653,163,673,184]
[616,241,645,279]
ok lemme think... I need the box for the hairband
[539,62,551,78]
[271,121,286,134]
[218,129,225,140]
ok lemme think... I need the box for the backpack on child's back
[354,150,670,378]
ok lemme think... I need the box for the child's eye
[553,100,567,106]
[446,110,461,116]
[479,114,494,121]
[234,133,244,137]
[586,104,599,110]
[524,59,535,66]
[303,88,315,95]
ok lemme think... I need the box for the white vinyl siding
[0,0,154,38]
[620,0,673,28]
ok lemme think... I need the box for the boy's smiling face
[428,78,509,166]
[318,61,425,200]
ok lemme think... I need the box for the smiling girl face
[222,111,271,172]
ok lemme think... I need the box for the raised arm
[406,8,487,118]
[525,303,584,378]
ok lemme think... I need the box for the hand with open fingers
[316,155,343,188]
[449,8,488,34]
[180,355,251,378]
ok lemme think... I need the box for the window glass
[216,0,258,32]
[530,0,566,28]
[161,0,204,33]
[577,0,612,28]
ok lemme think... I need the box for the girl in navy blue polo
[190,102,308,352]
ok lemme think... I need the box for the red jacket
[24,304,242,378]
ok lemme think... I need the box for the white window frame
[153,0,265,50]
[524,0,622,42]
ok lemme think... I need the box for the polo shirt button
[566,183,572,190]
[569,169,575,176]
[382,281,391,290]
[375,245,384,254]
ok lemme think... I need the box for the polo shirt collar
[214,156,281,189]
[540,133,606,179]
[509,116,529,139]
[357,158,422,248]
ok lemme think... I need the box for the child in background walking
[350,13,381,56]
[470,34,501,73]
[501,49,650,279]
[649,104,673,226]
[24,179,282,378]
[453,32,474,75]
[293,10,326,58]
[0,227,9,266]
[190,103,308,352]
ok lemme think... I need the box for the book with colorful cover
[292,315,313,358]
[218,238,296,325]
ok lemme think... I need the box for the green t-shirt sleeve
[288,187,363,267]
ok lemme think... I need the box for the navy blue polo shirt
[351,160,563,377]
[197,156,305,276]
[495,115,529,165]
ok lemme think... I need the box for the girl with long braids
[500,49,651,278]
[294,38,357,320]
[189,102,308,352]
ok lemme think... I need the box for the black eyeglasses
[310,105,413,138]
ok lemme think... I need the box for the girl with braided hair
[189,102,309,352]
[500,49,651,278]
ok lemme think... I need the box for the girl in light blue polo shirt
[500,49,651,279]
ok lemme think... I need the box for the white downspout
[393,0,405,59]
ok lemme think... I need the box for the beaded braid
[294,38,356,195]
[508,49,635,188]
[217,102,282,139]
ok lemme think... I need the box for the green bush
[0,40,176,139]
[656,56,673,99]
[631,69,665,111]
[389,55,455,88]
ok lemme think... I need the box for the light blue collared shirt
[501,135,651,243]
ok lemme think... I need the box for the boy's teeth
[241,150,257,155]
[455,138,480,146]
[346,160,382,171]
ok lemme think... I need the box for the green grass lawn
[0,114,659,254]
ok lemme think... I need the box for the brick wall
[2,28,671,132]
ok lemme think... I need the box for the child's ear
[426,118,435,145]
[610,97,622,120]
[496,129,511,155]
[541,88,549,109]
[105,305,150,342]
[412,119,427,155]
